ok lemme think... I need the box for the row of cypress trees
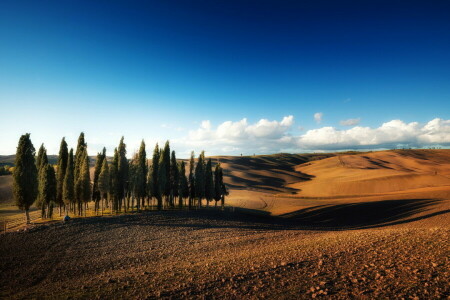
[13,133,228,223]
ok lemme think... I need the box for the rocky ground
[0,209,449,299]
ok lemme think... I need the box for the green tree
[195,151,206,208]
[37,147,50,216]
[151,143,161,209]
[109,148,119,213]
[39,163,57,219]
[170,150,179,208]
[178,160,189,208]
[205,158,214,206]
[63,149,75,214]
[74,132,86,180]
[137,140,147,209]
[13,134,38,224]
[157,152,167,210]
[36,143,48,171]
[188,151,195,209]
[98,157,110,215]
[75,149,90,215]
[146,164,154,208]
[56,137,68,215]
[161,141,171,206]
[80,152,91,214]
[92,148,106,214]
[117,137,129,212]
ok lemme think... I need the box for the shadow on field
[279,198,448,229]
[71,198,448,233]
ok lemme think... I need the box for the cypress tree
[80,151,91,215]
[13,133,38,224]
[98,157,110,215]
[75,148,90,216]
[56,137,68,215]
[151,143,161,209]
[63,149,75,214]
[36,143,47,171]
[117,137,129,212]
[178,160,189,208]
[170,150,179,208]
[39,163,57,219]
[137,140,147,209]
[74,132,86,181]
[205,158,214,207]
[195,151,206,208]
[146,164,154,208]
[92,148,106,214]
[161,141,171,206]
[110,148,119,213]
[188,151,195,209]
[157,151,167,210]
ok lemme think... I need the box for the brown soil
[0,209,448,299]
[0,150,449,299]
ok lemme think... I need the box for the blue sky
[0,0,449,157]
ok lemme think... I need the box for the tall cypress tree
[36,143,47,171]
[63,149,75,214]
[74,132,86,180]
[161,141,171,206]
[157,151,167,210]
[75,148,90,216]
[110,148,119,213]
[170,150,179,208]
[188,151,195,209]
[56,137,68,214]
[92,148,106,214]
[151,143,161,209]
[137,140,147,209]
[98,157,110,214]
[37,147,50,216]
[195,151,206,208]
[39,163,57,219]
[146,164,153,208]
[205,158,214,206]
[80,151,91,215]
[178,160,189,208]
[117,137,129,212]
[13,134,38,224]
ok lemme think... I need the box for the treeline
[13,133,228,223]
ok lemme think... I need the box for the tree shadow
[279,198,448,230]
[68,198,448,233]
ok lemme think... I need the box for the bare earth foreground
[0,150,449,299]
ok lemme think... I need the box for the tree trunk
[25,209,30,224]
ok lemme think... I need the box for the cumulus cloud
[180,117,450,155]
[314,112,323,123]
[298,118,450,150]
[184,116,295,155]
[340,118,360,126]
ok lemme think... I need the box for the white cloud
[314,112,323,123]
[184,116,295,155]
[181,117,450,155]
[298,118,450,150]
[340,118,360,126]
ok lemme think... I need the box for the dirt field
[0,150,449,299]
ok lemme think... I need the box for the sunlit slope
[288,150,450,197]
